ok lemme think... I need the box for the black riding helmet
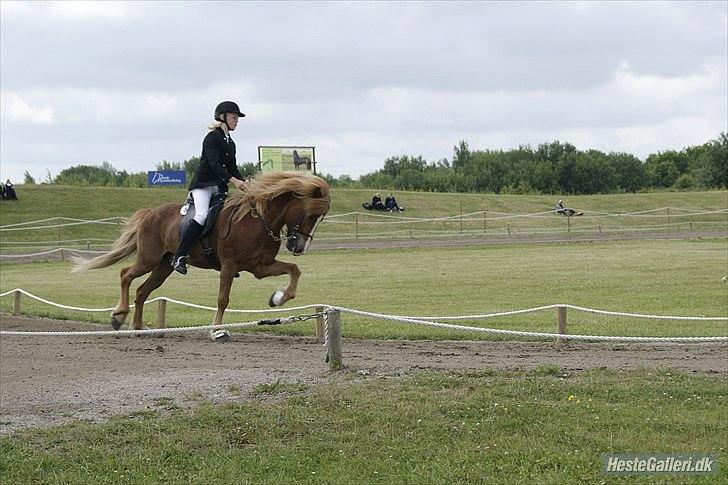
[214,101,245,121]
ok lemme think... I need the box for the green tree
[609,152,646,192]
[23,171,36,185]
[156,160,182,171]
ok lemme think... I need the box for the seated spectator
[554,199,582,216]
[554,199,567,215]
[371,192,386,211]
[3,179,17,201]
[384,193,404,212]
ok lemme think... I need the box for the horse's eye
[309,215,318,221]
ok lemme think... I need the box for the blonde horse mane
[223,171,331,224]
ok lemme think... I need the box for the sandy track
[1,315,726,435]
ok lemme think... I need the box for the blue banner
[147,170,186,186]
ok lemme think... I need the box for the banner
[258,146,316,174]
[147,170,186,186]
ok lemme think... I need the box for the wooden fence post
[326,309,343,370]
[13,290,21,316]
[355,212,359,240]
[156,299,167,328]
[555,306,567,344]
[483,210,487,234]
[459,201,463,233]
[567,214,571,233]
[315,306,325,341]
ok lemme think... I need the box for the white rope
[2,289,724,321]
[0,318,300,337]
[1,289,726,342]
[0,216,122,229]
[0,217,123,232]
[0,248,65,258]
[0,289,327,314]
[329,307,728,343]
[1,238,114,246]
[351,304,728,322]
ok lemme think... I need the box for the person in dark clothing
[172,101,248,275]
[384,193,403,212]
[3,179,17,200]
[371,193,386,211]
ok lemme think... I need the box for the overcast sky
[1,1,726,184]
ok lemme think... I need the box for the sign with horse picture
[259,146,316,174]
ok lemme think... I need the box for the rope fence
[1,288,725,344]
[2,207,725,255]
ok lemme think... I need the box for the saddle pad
[178,192,227,240]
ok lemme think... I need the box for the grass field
[2,187,726,483]
[1,239,726,339]
[0,369,725,483]
[0,185,725,249]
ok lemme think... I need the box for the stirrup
[172,256,189,275]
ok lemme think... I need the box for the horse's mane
[223,171,331,224]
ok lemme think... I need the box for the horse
[72,171,331,340]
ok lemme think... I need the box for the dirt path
[1,315,726,435]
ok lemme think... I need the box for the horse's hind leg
[131,259,175,330]
[112,265,144,330]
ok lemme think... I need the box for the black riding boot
[172,220,204,275]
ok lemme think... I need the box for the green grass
[0,185,725,248]
[0,369,725,484]
[1,239,726,339]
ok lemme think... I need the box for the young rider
[172,101,248,274]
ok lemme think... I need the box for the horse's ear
[312,187,324,199]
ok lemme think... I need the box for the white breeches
[191,187,214,225]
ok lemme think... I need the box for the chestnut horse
[72,172,330,340]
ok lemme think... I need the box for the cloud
[0,1,725,185]
[2,94,55,123]
[49,1,130,19]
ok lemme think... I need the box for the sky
[1,1,726,184]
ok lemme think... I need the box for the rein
[252,208,285,242]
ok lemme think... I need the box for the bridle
[252,209,316,246]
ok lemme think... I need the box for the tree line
[328,132,726,194]
[22,132,726,194]
[23,158,258,188]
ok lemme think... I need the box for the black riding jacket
[189,127,243,192]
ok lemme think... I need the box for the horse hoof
[210,329,231,342]
[110,314,124,330]
[269,289,285,307]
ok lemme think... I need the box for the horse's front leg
[210,267,237,342]
[251,260,301,307]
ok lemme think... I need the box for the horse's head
[282,186,330,256]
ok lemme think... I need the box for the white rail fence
[1,207,725,250]
[1,289,726,369]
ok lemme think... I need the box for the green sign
[258,146,316,174]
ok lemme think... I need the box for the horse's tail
[71,209,152,272]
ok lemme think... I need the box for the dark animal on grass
[72,172,330,340]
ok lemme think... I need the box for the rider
[172,101,248,274]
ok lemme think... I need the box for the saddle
[178,190,228,268]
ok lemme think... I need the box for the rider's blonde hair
[208,120,223,131]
